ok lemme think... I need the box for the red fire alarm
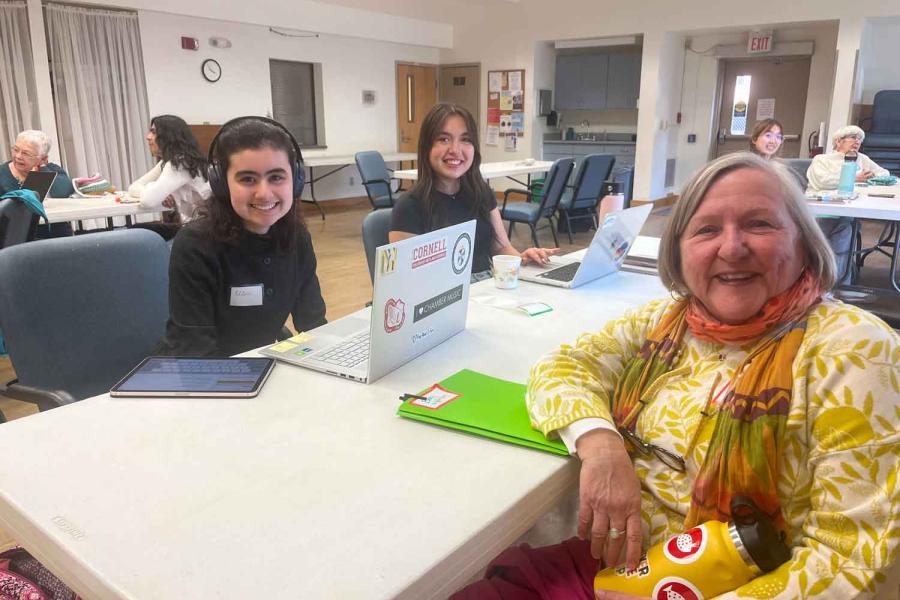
[181,37,199,51]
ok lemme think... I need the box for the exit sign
[748,30,773,54]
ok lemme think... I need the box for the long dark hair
[749,118,784,157]
[410,103,494,230]
[201,118,304,251]
[150,115,207,179]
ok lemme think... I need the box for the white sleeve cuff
[558,418,621,455]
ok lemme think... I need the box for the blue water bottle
[838,151,858,197]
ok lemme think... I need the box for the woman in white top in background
[806,125,889,191]
[128,114,211,239]
[806,125,890,285]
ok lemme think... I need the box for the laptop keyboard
[316,332,370,368]
[538,261,581,282]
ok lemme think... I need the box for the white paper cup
[492,255,522,289]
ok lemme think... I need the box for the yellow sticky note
[269,341,297,353]
[289,332,313,343]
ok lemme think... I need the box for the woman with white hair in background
[0,130,75,238]
[0,130,74,199]
[806,125,888,191]
[805,125,889,285]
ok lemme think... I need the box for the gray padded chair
[782,158,812,189]
[557,154,616,243]
[362,208,393,283]
[0,229,169,412]
[500,158,575,247]
[0,198,39,249]
[355,151,397,209]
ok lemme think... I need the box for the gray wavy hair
[831,125,865,150]
[658,152,837,295]
[16,130,52,157]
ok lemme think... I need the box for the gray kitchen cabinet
[555,51,641,111]
[579,54,609,110]
[555,55,583,110]
[606,53,642,109]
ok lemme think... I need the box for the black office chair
[362,209,393,283]
[0,229,169,412]
[0,198,40,249]
[557,154,616,243]
[500,158,574,247]
[355,151,397,209]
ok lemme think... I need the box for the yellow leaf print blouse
[527,298,899,599]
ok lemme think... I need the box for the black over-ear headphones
[207,116,305,200]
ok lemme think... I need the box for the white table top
[43,196,162,224]
[806,184,900,221]
[393,160,554,181]
[303,152,417,168]
[0,270,667,600]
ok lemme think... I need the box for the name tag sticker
[230,284,264,307]
[408,384,460,410]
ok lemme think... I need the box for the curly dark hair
[410,102,494,231]
[200,117,305,251]
[150,114,207,179]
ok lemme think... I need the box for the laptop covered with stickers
[260,220,476,384]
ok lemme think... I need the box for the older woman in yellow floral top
[454,152,899,600]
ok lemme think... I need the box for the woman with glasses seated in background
[807,125,890,285]
[0,130,75,237]
[807,125,888,191]
[455,153,899,600]
[748,118,784,160]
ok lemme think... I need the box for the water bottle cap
[730,496,791,573]
[844,151,858,161]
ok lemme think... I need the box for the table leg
[304,166,327,220]
[889,223,900,293]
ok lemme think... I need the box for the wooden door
[713,56,811,158]
[397,64,437,153]
[438,64,480,129]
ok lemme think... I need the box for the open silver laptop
[260,220,476,384]
[519,204,652,288]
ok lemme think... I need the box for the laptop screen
[21,171,58,202]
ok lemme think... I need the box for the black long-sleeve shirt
[158,220,327,357]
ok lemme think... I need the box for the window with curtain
[0,0,38,160]
[46,3,152,187]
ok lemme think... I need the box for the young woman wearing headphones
[157,117,327,357]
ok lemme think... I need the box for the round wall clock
[201,59,222,83]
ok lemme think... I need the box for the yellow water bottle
[594,497,790,600]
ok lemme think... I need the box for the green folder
[397,369,569,456]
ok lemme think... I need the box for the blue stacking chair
[557,154,616,243]
[500,158,575,247]
[0,229,169,414]
[355,151,397,209]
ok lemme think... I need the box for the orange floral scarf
[612,271,824,535]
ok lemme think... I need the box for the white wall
[859,17,900,104]
[139,10,440,201]
[531,41,556,159]
[77,0,452,48]
[673,22,839,190]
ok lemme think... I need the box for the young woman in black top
[390,102,556,277]
[158,117,326,357]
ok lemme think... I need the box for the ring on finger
[608,527,624,540]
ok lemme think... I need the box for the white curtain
[0,0,38,159]
[46,3,152,188]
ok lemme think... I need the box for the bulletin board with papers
[487,69,525,151]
